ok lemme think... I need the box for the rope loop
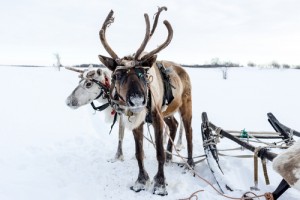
[264,192,274,200]
[214,126,222,143]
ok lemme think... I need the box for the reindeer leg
[115,114,124,161]
[180,96,194,168]
[152,108,168,196]
[130,123,150,192]
[108,115,125,163]
[164,116,178,163]
[163,124,169,144]
[176,117,185,151]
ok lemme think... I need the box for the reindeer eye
[85,82,93,88]
[113,71,124,80]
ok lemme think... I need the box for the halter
[110,65,151,122]
[89,75,118,134]
[89,75,113,112]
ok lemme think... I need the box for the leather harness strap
[156,62,175,107]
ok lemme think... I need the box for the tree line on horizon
[4,57,299,69]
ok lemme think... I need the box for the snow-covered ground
[0,66,299,200]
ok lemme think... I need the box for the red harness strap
[104,75,116,116]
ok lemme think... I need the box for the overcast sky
[1,0,300,66]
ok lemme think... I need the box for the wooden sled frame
[201,112,300,200]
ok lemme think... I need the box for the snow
[0,66,299,199]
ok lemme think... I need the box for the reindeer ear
[141,55,157,67]
[98,55,118,71]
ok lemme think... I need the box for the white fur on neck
[122,108,147,131]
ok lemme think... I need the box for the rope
[178,190,204,200]
[172,157,206,166]
[218,152,253,158]
[261,159,270,185]
[251,147,271,190]
[145,123,156,148]
[218,147,243,151]
[214,126,222,143]
[252,148,259,190]
[264,192,274,200]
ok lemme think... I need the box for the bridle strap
[90,78,111,112]
[109,113,118,134]
[90,101,110,111]
[94,90,104,101]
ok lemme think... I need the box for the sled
[201,112,300,200]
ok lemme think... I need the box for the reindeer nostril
[71,98,78,106]
[129,95,145,107]
[128,99,135,106]
[66,97,78,107]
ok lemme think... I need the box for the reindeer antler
[65,66,85,73]
[134,6,168,60]
[134,14,150,60]
[150,6,167,37]
[141,20,173,60]
[99,10,119,61]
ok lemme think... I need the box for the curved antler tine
[134,14,150,60]
[65,66,85,73]
[141,20,173,61]
[150,6,167,37]
[99,10,119,60]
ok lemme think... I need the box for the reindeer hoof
[130,179,150,192]
[107,155,124,163]
[187,158,195,168]
[115,154,124,161]
[166,152,172,163]
[153,184,168,196]
[153,175,167,196]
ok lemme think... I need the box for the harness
[89,76,118,134]
[92,62,175,131]
[90,76,112,111]
[145,62,175,123]
[156,62,175,107]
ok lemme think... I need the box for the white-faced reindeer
[98,9,194,195]
[65,65,127,162]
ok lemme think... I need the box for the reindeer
[65,65,126,162]
[65,8,185,164]
[98,9,194,195]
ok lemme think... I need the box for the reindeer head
[65,65,110,109]
[98,8,172,114]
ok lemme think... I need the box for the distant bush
[282,64,290,69]
[271,61,280,69]
[247,62,256,67]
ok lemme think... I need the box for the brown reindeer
[98,9,194,195]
